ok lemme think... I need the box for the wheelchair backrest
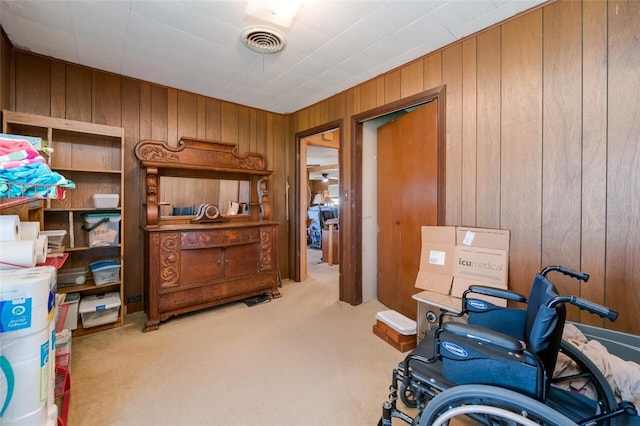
[524,274,567,382]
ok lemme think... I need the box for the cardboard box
[414,270,453,293]
[414,225,510,305]
[456,227,510,250]
[454,246,509,287]
[415,226,456,292]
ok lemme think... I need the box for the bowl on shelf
[92,194,119,209]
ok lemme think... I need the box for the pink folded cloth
[0,138,33,155]
[0,148,46,169]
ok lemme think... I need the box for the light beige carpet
[67,250,409,425]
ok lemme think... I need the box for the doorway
[344,86,447,306]
[294,120,343,283]
[376,100,440,319]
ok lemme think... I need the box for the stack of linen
[0,134,74,198]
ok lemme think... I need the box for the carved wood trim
[159,233,180,289]
[259,227,273,272]
[135,137,268,172]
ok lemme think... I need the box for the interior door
[377,100,439,319]
[377,117,403,311]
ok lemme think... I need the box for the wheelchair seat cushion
[438,330,542,398]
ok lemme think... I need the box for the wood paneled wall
[0,29,10,110]
[289,0,640,334]
[2,49,289,314]
[2,0,638,334]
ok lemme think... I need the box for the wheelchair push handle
[571,296,618,321]
[541,265,589,282]
[552,296,618,322]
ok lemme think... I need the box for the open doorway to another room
[295,122,341,283]
[307,139,339,268]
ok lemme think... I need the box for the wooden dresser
[143,222,279,331]
[135,137,280,331]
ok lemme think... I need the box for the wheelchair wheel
[553,340,619,425]
[400,382,418,408]
[418,384,578,426]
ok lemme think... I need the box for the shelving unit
[2,110,125,336]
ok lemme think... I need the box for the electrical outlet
[127,294,142,303]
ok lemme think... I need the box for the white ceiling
[307,145,338,180]
[0,0,546,114]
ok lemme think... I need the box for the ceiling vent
[240,26,287,54]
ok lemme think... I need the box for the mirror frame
[135,137,272,227]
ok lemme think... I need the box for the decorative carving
[135,138,267,171]
[137,145,180,162]
[159,234,179,289]
[259,228,273,272]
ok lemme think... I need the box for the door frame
[344,86,447,305]
[293,119,343,282]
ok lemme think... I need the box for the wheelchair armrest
[442,322,523,352]
[464,285,527,303]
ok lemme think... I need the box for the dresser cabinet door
[180,247,224,285]
[223,243,258,278]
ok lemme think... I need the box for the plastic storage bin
[82,213,121,247]
[41,229,67,249]
[60,292,80,330]
[79,292,121,328]
[89,260,120,285]
[57,267,88,286]
[92,193,119,208]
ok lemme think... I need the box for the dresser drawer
[181,228,260,249]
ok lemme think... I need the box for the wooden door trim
[293,119,343,282]
[345,86,446,305]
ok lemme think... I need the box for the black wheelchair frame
[379,265,639,426]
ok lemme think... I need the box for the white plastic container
[375,310,417,335]
[79,292,121,328]
[92,194,119,208]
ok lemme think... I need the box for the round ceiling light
[240,25,287,54]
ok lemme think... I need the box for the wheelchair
[380,265,639,425]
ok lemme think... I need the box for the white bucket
[0,266,56,425]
